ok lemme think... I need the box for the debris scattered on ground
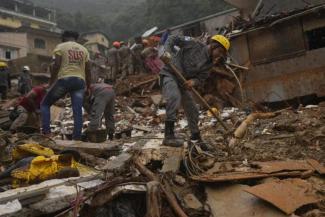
[0,73,324,217]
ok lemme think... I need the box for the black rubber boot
[190,132,202,143]
[162,121,184,147]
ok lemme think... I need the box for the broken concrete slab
[206,184,287,217]
[30,179,104,214]
[100,153,132,172]
[245,178,321,215]
[54,140,121,156]
[137,135,184,173]
[161,150,183,173]
[0,173,100,205]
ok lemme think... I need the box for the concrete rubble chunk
[30,179,104,213]
[0,199,22,217]
[151,94,162,106]
[244,178,322,215]
[183,193,203,210]
[206,184,287,217]
[100,153,132,172]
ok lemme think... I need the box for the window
[306,27,325,50]
[1,48,18,60]
[34,38,46,49]
[248,19,306,64]
[5,50,11,59]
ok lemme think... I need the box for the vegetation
[30,0,231,40]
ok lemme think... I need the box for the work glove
[160,51,172,64]
[184,79,195,90]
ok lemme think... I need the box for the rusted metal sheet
[307,159,325,175]
[245,178,321,215]
[247,19,305,65]
[191,171,303,182]
[242,47,325,102]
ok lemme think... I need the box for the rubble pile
[0,74,324,217]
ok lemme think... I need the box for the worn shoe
[162,121,184,147]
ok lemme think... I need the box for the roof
[80,31,110,41]
[255,0,325,21]
[157,8,238,34]
[229,2,325,38]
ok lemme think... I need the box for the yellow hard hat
[0,62,8,68]
[211,35,230,51]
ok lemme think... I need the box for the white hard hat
[23,66,30,71]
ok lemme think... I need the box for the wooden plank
[0,175,100,204]
[191,171,303,182]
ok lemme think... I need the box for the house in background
[0,0,61,73]
[81,31,110,58]
[227,0,325,104]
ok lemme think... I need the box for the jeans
[41,77,85,140]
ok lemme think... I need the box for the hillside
[29,0,231,40]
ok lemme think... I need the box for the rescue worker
[84,80,115,140]
[18,66,32,95]
[10,84,48,132]
[160,34,230,147]
[41,30,91,140]
[107,41,120,82]
[131,37,146,75]
[119,41,133,79]
[0,61,11,100]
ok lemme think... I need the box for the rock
[206,184,287,217]
[173,175,186,186]
[183,193,203,210]
[151,94,162,106]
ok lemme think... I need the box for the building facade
[229,1,325,103]
[0,0,61,60]
[81,31,110,58]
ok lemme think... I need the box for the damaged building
[228,0,325,104]
[0,0,61,74]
